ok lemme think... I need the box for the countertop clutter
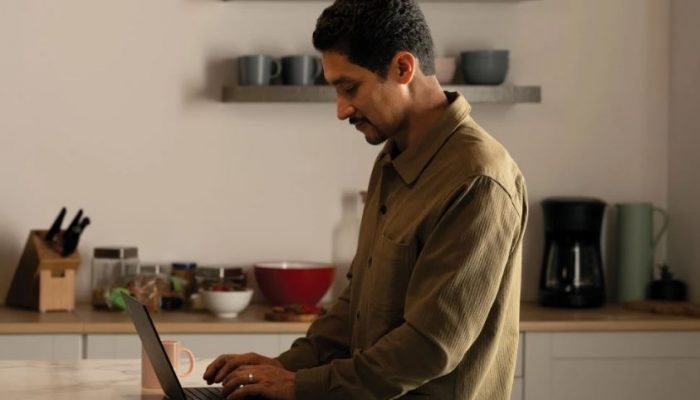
[1,302,700,334]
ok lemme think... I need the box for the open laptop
[123,294,224,400]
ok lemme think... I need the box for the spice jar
[171,262,197,304]
[124,263,172,312]
[91,247,139,310]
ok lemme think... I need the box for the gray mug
[281,55,322,86]
[238,55,281,86]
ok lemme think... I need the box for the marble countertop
[1,302,700,334]
[0,359,220,399]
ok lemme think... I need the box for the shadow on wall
[180,57,237,109]
[0,225,23,305]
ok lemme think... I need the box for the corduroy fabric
[277,92,528,399]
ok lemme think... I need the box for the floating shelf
[221,85,541,104]
[222,0,535,2]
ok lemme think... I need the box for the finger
[214,361,241,383]
[203,355,226,382]
[221,372,246,398]
[214,354,257,383]
[227,383,265,400]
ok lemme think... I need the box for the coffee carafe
[539,198,606,308]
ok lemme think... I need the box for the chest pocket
[368,234,416,313]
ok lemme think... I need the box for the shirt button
[380,205,387,215]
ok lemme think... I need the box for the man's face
[322,51,407,145]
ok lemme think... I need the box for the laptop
[123,294,224,400]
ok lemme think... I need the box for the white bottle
[324,192,364,302]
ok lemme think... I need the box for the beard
[351,117,388,146]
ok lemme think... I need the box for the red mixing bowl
[254,261,335,306]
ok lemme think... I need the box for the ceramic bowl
[254,261,335,305]
[200,288,253,318]
[459,50,509,85]
[435,56,457,84]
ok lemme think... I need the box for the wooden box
[6,230,80,312]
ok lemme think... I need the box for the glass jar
[196,265,247,291]
[171,262,197,305]
[91,247,139,309]
[123,262,172,312]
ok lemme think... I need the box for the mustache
[349,116,368,125]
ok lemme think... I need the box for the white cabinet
[512,378,523,400]
[523,332,700,400]
[278,333,304,354]
[0,334,81,360]
[5,330,700,400]
[511,334,523,400]
[85,333,286,360]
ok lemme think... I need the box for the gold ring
[239,384,245,389]
[248,372,254,384]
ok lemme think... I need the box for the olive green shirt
[277,92,528,400]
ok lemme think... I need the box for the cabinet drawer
[551,331,700,358]
[0,334,81,360]
[86,333,280,359]
[511,377,523,400]
[515,334,523,377]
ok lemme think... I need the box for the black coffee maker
[539,197,606,308]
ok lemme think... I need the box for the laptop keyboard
[184,387,224,400]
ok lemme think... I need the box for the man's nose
[336,97,355,120]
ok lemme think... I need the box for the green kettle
[616,203,669,302]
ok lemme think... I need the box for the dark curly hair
[312,0,435,78]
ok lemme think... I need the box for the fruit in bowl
[254,261,335,306]
[200,288,253,318]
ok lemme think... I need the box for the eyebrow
[328,77,356,86]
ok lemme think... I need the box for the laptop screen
[124,294,186,400]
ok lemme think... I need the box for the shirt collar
[379,92,472,185]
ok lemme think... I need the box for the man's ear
[391,51,416,84]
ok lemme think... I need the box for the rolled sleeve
[277,283,353,371]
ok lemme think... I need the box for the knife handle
[44,207,67,241]
[65,209,83,233]
[62,216,90,257]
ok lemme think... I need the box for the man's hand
[203,352,284,385]
[221,364,295,400]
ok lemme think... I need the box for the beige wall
[0,0,670,304]
[669,0,700,302]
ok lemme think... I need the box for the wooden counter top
[0,304,309,334]
[1,302,699,334]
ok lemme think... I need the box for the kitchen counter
[0,359,217,400]
[1,302,700,334]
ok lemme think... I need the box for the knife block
[5,230,80,312]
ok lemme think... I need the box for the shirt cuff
[276,345,319,372]
[295,365,331,400]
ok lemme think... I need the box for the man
[204,1,527,399]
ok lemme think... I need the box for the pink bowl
[435,56,457,84]
[254,261,335,306]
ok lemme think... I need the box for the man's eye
[343,85,357,95]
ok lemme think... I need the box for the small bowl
[254,261,335,306]
[460,50,509,85]
[200,289,253,318]
[435,56,457,84]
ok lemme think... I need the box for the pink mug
[142,339,195,390]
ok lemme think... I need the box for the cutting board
[624,300,700,318]
[264,311,321,322]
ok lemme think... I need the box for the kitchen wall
[0,0,672,304]
[669,0,700,302]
